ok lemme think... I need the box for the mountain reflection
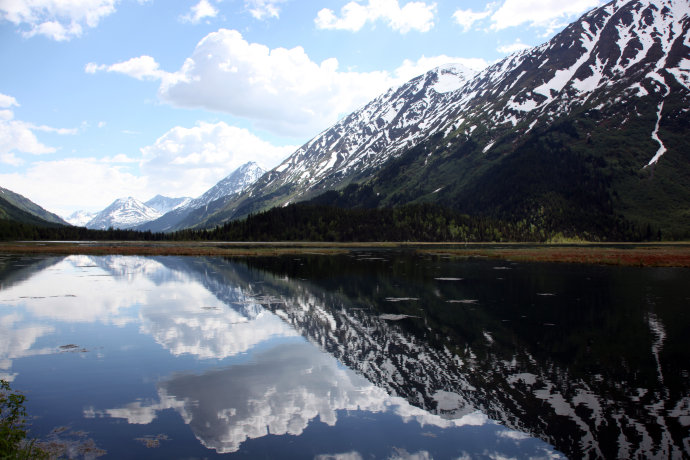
[1,253,688,458]
[229,254,690,459]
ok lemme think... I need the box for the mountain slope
[194,0,690,238]
[0,194,65,228]
[137,162,265,232]
[189,64,476,228]
[0,187,69,226]
[64,210,99,227]
[86,197,162,230]
[145,195,192,214]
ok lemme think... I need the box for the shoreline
[1,241,690,267]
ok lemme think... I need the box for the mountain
[0,186,69,226]
[189,64,476,227]
[192,0,690,238]
[145,195,192,214]
[64,210,98,227]
[136,162,265,232]
[85,197,162,230]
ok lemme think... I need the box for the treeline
[175,203,663,243]
[0,203,670,243]
[0,219,165,242]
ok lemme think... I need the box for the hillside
[0,187,69,226]
[187,0,689,239]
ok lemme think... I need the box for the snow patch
[645,101,667,167]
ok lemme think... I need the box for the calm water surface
[0,252,688,459]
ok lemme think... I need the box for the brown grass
[2,241,690,267]
[421,245,690,267]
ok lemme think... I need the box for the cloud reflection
[98,340,489,454]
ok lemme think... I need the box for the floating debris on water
[59,344,88,353]
[135,434,170,448]
[385,297,419,302]
[36,427,106,458]
[447,299,478,304]
[493,266,512,270]
[380,314,419,321]
[434,277,464,281]
[537,293,556,296]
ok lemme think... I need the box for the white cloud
[452,7,492,32]
[490,0,601,32]
[497,40,532,54]
[181,0,218,24]
[315,0,437,34]
[0,157,150,215]
[1,120,297,214]
[0,93,76,161]
[0,93,19,109]
[0,0,118,41]
[89,31,486,137]
[86,55,169,80]
[245,0,287,20]
[153,29,393,136]
[140,121,296,198]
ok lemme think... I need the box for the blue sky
[0,0,603,217]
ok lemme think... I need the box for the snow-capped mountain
[86,197,162,230]
[145,195,192,215]
[64,210,98,227]
[200,64,477,224]
[194,0,689,236]
[192,161,265,206]
[136,162,265,232]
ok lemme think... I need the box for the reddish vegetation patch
[1,242,690,267]
[0,241,348,257]
[431,246,690,267]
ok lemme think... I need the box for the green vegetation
[1,380,47,459]
[0,199,672,243]
[0,189,66,226]
[182,202,661,242]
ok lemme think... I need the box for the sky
[0,0,604,217]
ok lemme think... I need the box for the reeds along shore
[1,242,690,267]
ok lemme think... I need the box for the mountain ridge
[0,187,69,226]
[188,0,690,237]
[136,161,265,232]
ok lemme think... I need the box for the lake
[1,251,688,459]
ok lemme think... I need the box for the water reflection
[0,253,688,458]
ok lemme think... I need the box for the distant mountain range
[3,0,689,239]
[135,162,264,232]
[57,162,265,230]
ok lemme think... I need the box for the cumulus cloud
[490,0,601,32]
[452,7,492,32]
[245,0,287,20]
[140,121,296,198]
[86,55,169,81]
[89,30,481,137]
[497,40,532,54]
[0,93,76,164]
[0,157,149,216]
[151,29,393,136]
[180,0,218,24]
[0,0,118,41]
[315,0,437,34]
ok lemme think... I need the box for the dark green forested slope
[0,187,68,225]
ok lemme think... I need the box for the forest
[0,202,666,243]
